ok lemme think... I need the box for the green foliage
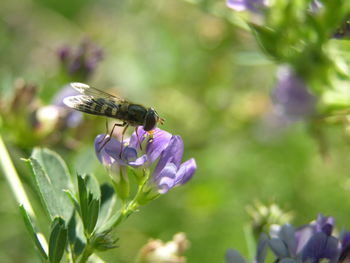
[27,148,74,222]
[3,0,350,262]
[23,148,120,262]
[95,184,116,231]
[49,217,67,263]
[77,174,101,235]
[19,205,48,261]
[250,0,350,95]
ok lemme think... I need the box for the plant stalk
[0,134,48,253]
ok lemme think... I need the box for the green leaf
[84,173,100,200]
[27,148,74,221]
[67,214,86,258]
[49,217,68,263]
[64,190,81,217]
[19,205,48,260]
[96,210,122,234]
[95,184,115,230]
[77,174,100,235]
[87,198,100,234]
[249,24,277,56]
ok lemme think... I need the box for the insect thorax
[124,104,147,126]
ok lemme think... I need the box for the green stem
[78,169,150,262]
[110,174,150,229]
[0,134,49,253]
[77,243,93,263]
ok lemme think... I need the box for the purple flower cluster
[95,127,196,194]
[226,214,350,263]
[57,39,103,80]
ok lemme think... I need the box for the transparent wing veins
[70,82,124,102]
[63,95,119,116]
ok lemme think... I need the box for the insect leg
[135,127,143,150]
[97,122,127,152]
[98,119,110,145]
[119,124,130,158]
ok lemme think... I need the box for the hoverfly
[63,82,164,151]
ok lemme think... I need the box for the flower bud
[138,233,189,263]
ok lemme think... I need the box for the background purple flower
[57,39,103,81]
[227,0,266,12]
[94,127,196,194]
[272,67,316,121]
[52,84,83,128]
[226,214,350,263]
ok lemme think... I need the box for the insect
[63,82,164,151]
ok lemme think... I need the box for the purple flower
[227,0,266,12]
[310,0,323,12]
[226,214,350,263]
[226,0,322,13]
[272,67,316,121]
[57,39,103,81]
[52,84,83,128]
[339,231,350,262]
[95,127,196,194]
[301,232,339,263]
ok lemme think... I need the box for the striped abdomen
[64,95,123,118]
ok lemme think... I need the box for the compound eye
[143,110,157,131]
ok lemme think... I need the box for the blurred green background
[1,0,350,262]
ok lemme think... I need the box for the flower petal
[95,134,122,166]
[278,224,297,257]
[153,136,184,178]
[104,146,127,166]
[227,0,247,11]
[129,154,148,167]
[316,214,335,235]
[227,0,266,12]
[279,259,297,263]
[146,129,172,163]
[269,238,289,258]
[225,249,247,263]
[256,233,268,263]
[122,147,138,162]
[156,162,177,194]
[129,126,148,149]
[273,67,316,121]
[174,158,196,186]
[295,224,315,254]
[339,231,350,261]
[301,232,339,262]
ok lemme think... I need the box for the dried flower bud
[138,233,189,263]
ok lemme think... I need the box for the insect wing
[63,95,118,116]
[70,82,125,102]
